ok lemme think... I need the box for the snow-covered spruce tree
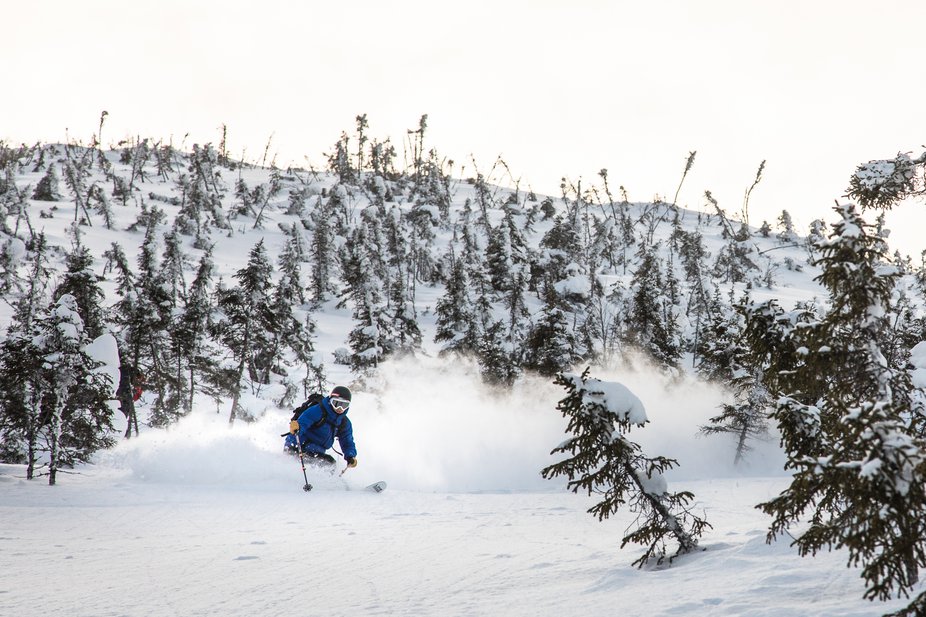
[131,216,177,426]
[308,193,338,304]
[0,235,24,295]
[542,369,710,567]
[326,132,355,185]
[413,149,453,228]
[277,223,307,307]
[0,317,43,468]
[62,144,94,225]
[154,140,178,181]
[54,227,107,340]
[696,294,771,465]
[186,143,229,232]
[260,252,319,392]
[524,285,582,377]
[87,183,113,229]
[341,226,390,374]
[0,234,50,472]
[477,319,521,386]
[579,274,625,368]
[0,166,31,238]
[386,270,422,357]
[214,240,278,425]
[102,241,143,437]
[407,205,437,284]
[776,210,797,244]
[160,229,189,308]
[744,203,926,612]
[699,372,771,467]
[536,213,582,301]
[624,247,680,369]
[848,149,926,617]
[170,247,218,415]
[32,164,62,201]
[434,256,481,356]
[33,294,115,485]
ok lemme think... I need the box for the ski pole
[294,433,312,492]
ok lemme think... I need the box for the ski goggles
[331,397,350,412]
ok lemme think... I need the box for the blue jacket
[285,396,357,459]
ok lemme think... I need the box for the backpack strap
[291,393,324,422]
[309,404,329,431]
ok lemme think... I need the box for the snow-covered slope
[2,142,923,616]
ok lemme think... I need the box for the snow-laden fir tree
[624,247,680,369]
[340,225,391,374]
[696,293,771,465]
[214,240,278,425]
[434,256,480,356]
[32,294,115,485]
[524,285,582,377]
[277,223,307,307]
[54,226,106,340]
[542,368,710,567]
[0,234,50,473]
[32,164,62,201]
[308,192,338,304]
[744,203,926,613]
[169,247,219,415]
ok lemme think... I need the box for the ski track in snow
[0,464,915,617]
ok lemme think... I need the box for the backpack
[290,393,328,430]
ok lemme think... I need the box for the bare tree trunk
[733,426,749,466]
[48,409,61,486]
[228,358,247,426]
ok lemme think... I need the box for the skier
[285,386,357,469]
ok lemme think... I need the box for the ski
[365,481,387,493]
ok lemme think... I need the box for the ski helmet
[330,385,352,401]
[329,385,352,412]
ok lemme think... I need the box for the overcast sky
[5,0,926,255]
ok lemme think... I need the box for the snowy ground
[0,466,912,617]
[2,358,920,617]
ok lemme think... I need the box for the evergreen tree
[407,205,437,284]
[477,319,521,386]
[341,226,391,373]
[54,227,107,340]
[171,247,218,414]
[624,249,679,368]
[386,272,421,357]
[542,369,711,567]
[697,298,771,466]
[102,242,142,437]
[133,217,175,426]
[776,209,797,243]
[214,240,278,424]
[32,164,62,201]
[33,295,115,484]
[524,286,582,377]
[88,183,114,229]
[434,257,480,356]
[160,228,189,307]
[277,223,307,307]
[0,234,50,474]
[309,194,337,304]
[744,203,926,610]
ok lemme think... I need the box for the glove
[346,457,358,468]
[289,420,299,434]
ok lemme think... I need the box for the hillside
[2,135,926,616]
